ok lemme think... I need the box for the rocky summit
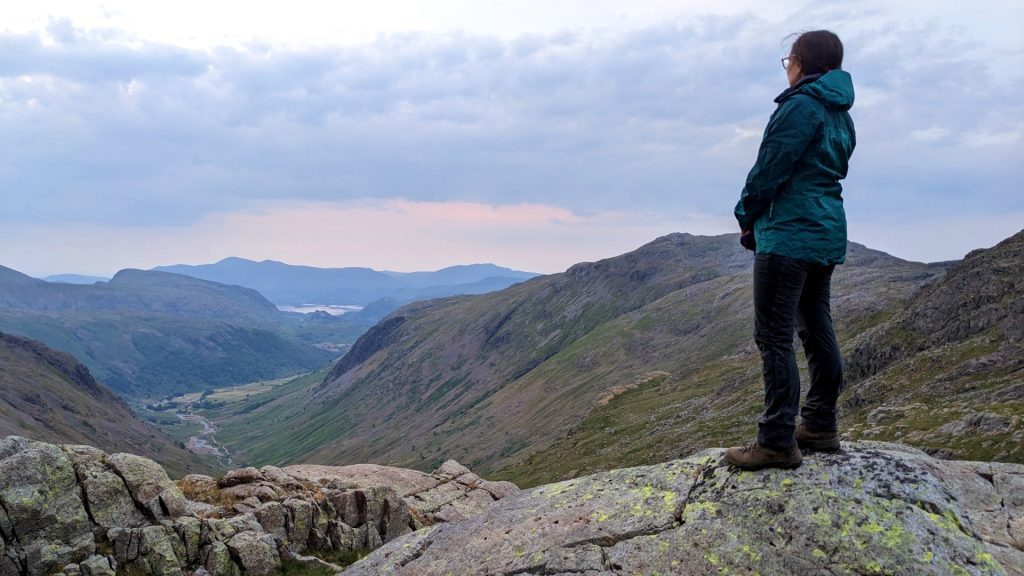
[2,436,1022,575]
[0,436,516,576]
[346,442,1023,576]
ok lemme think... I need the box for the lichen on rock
[0,436,517,575]
[0,439,94,575]
[5,434,1018,576]
[343,442,1024,576]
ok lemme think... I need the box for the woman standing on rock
[726,30,855,470]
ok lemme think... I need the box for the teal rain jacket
[734,70,856,265]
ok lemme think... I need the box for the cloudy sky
[3,0,1022,276]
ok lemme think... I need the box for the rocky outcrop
[0,437,515,575]
[0,437,94,575]
[281,460,520,525]
[344,442,1024,576]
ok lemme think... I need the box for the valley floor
[134,372,310,471]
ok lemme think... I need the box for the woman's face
[786,53,802,87]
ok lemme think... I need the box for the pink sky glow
[3,200,734,277]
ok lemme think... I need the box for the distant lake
[277,304,363,315]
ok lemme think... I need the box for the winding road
[177,412,234,467]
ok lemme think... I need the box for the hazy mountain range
[42,273,109,284]
[194,231,1022,486]
[1,259,538,400]
[152,258,539,305]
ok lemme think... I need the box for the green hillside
[838,229,1024,462]
[0,267,337,398]
[0,332,211,478]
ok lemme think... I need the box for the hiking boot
[723,441,802,470]
[796,424,841,452]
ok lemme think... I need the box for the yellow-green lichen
[975,550,999,569]
[663,491,676,510]
[863,521,884,534]
[684,501,719,520]
[947,563,971,576]
[544,482,575,497]
[926,509,968,535]
[631,504,654,517]
[740,544,761,562]
[810,508,831,529]
[881,524,906,548]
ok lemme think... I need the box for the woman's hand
[740,229,756,251]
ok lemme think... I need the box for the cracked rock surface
[0,436,515,575]
[342,442,1024,576]
[282,460,520,526]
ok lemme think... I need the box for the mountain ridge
[43,274,109,284]
[153,257,539,306]
[1,267,282,325]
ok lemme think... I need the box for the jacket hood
[776,70,855,110]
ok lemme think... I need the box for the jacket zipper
[769,201,774,219]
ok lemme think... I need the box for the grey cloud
[0,21,204,82]
[1,11,1020,230]
[840,20,1024,217]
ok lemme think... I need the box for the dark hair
[790,30,843,75]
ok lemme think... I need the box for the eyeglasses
[781,56,795,70]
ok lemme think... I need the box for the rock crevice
[0,499,18,545]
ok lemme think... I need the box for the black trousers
[753,253,843,449]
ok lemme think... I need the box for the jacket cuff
[734,210,753,230]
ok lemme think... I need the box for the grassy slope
[196,367,337,467]
[0,332,212,478]
[512,235,1024,485]
[837,230,1024,464]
